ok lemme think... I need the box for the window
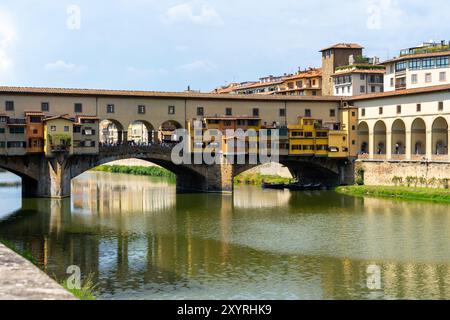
[10,127,25,134]
[252,108,259,117]
[0,116,6,123]
[411,74,418,84]
[225,108,232,116]
[439,101,444,111]
[312,91,317,96]
[64,126,70,132]
[371,86,376,93]
[30,116,41,123]
[74,103,83,113]
[395,61,407,71]
[32,129,38,134]
[397,105,402,114]
[83,128,95,136]
[74,126,81,133]
[417,104,422,112]
[390,78,394,87]
[5,101,14,111]
[305,109,311,117]
[330,109,336,117]
[440,72,446,82]
[138,105,146,114]
[106,104,115,113]
[0,128,5,134]
[361,109,366,117]
[379,107,383,115]
[41,102,49,112]
[197,107,204,116]
[279,108,286,117]
[51,126,56,132]
[422,58,435,69]
[436,56,449,68]
[0,142,4,148]
[360,74,365,80]
[360,86,365,93]
[168,106,175,115]
[7,142,26,148]
[352,111,356,117]
[425,73,432,83]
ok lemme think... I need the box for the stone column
[405,130,412,160]
[386,131,392,160]
[122,131,128,144]
[368,128,374,159]
[426,129,433,159]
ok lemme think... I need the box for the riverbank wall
[357,160,450,189]
[0,243,76,300]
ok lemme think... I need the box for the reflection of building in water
[233,187,291,209]
[71,173,176,216]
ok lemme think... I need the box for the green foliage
[234,173,292,186]
[392,176,403,186]
[355,167,365,186]
[93,165,176,179]
[0,238,38,266]
[336,185,450,203]
[60,273,97,300]
[335,64,385,71]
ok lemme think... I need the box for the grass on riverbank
[336,185,450,203]
[234,173,292,185]
[0,182,21,188]
[93,165,176,179]
[60,273,97,301]
[0,239,97,300]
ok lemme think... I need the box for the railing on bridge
[99,143,176,155]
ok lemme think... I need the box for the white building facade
[383,42,450,92]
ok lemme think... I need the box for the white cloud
[45,60,87,72]
[0,8,17,81]
[164,3,223,26]
[177,60,217,72]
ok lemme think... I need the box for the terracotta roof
[234,80,285,90]
[0,86,341,102]
[43,115,74,122]
[332,68,386,76]
[204,116,261,120]
[380,50,450,64]
[284,68,322,81]
[349,84,450,101]
[320,43,364,52]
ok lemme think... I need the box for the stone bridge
[0,146,354,198]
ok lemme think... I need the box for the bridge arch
[158,120,183,143]
[392,119,406,155]
[127,120,156,145]
[431,117,448,155]
[100,119,125,145]
[357,121,369,154]
[0,161,39,197]
[373,120,387,155]
[411,117,426,156]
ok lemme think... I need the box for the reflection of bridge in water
[0,180,450,299]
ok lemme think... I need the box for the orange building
[25,111,45,153]
[276,68,322,96]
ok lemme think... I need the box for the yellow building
[288,117,352,158]
[43,116,74,157]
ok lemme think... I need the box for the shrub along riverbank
[93,165,292,186]
[93,165,176,179]
[234,173,292,185]
[336,185,450,203]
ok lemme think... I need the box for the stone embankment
[0,244,76,300]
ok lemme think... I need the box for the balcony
[431,155,449,162]
[7,119,26,125]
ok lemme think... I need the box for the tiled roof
[284,69,322,80]
[332,68,385,76]
[380,50,450,64]
[320,43,364,52]
[43,115,74,122]
[0,86,341,101]
[350,84,450,101]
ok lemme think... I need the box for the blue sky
[0,0,450,92]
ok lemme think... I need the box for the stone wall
[357,160,450,189]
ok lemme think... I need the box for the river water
[0,170,449,300]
